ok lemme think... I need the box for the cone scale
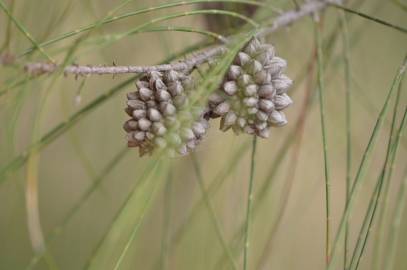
[124,70,209,157]
[208,38,293,138]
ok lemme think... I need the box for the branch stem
[23,0,335,77]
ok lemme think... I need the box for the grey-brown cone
[125,70,209,156]
[208,38,293,138]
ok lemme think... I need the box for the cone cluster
[124,70,209,156]
[207,38,293,138]
[124,38,293,156]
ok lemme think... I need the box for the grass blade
[339,9,352,270]
[191,153,238,270]
[330,3,407,34]
[255,43,318,270]
[0,0,15,52]
[384,166,407,270]
[326,56,407,270]
[111,161,167,270]
[18,0,276,57]
[94,9,257,53]
[85,158,163,270]
[315,18,332,265]
[0,0,54,61]
[150,140,251,270]
[372,85,405,269]
[215,14,371,267]
[348,92,407,270]
[243,136,257,270]
[159,169,173,270]
[25,147,129,270]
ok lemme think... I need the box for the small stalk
[384,167,407,270]
[327,57,407,270]
[371,82,404,270]
[339,9,352,270]
[191,154,238,270]
[243,136,257,270]
[160,168,173,270]
[315,18,332,266]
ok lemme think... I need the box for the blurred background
[0,0,406,269]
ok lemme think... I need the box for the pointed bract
[208,38,293,138]
[125,70,208,156]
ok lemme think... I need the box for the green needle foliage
[384,165,407,270]
[327,57,407,270]
[348,76,405,270]
[243,136,257,270]
[191,153,238,270]
[0,0,54,61]
[85,158,165,270]
[314,18,332,266]
[339,8,352,270]
[1,1,406,270]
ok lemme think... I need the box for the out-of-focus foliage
[0,0,406,270]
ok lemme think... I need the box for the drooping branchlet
[207,38,293,138]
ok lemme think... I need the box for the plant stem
[160,167,173,270]
[329,2,407,34]
[315,18,331,266]
[339,9,352,270]
[0,0,54,62]
[22,0,335,77]
[385,166,407,270]
[243,136,257,270]
[191,153,238,270]
[255,45,317,270]
[371,82,404,270]
[327,56,407,270]
[348,91,406,270]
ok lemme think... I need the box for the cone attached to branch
[208,38,293,138]
[124,70,209,157]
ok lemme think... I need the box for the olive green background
[0,0,406,269]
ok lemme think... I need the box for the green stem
[315,19,331,266]
[93,26,227,45]
[98,9,258,48]
[19,0,273,57]
[25,147,129,270]
[327,57,407,270]
[160,168,173,270]
[384,166,407,270]
[339,9,352,270]
[0,0,54,61]
[191,153,238,270]
[0,0,15,52]
[351,107,407,270]
[349,102,407,270]
[330,3,407,34]
[371,82,404,270]
[243,136,257,270]
[111,161,165,270]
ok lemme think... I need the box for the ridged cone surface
[124,70,209,157]
[207,38,293,138]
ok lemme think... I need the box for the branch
[24,0,337,77]
[24,46,227,76]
